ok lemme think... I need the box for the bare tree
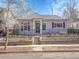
[9,0,32,18]
[51,0,59,15]
[3,0,32,49]
[63,0,78,20]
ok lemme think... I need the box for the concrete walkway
[0,44,79,53]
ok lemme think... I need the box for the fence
[67,29,79,34]
[0,28,79,46]
[0,34,79,46]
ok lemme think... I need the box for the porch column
[32,19,35,44]
[40,20,43,41]
[40,20,42,35]
[19,23,21,35]
[22,22,24,35]
[33,19,35,35]
[20,22,24,35]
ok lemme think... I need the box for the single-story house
[13,13,67,35]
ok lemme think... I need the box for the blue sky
[0,0,79,16]
[27,0,52,15]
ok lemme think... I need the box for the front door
[35,21,40,33]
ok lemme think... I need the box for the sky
[27,0,53,15]
[0,0,79,16]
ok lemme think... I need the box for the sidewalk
[0,44,79,53]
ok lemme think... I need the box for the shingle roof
[17,12,63,20]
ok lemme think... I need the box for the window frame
[42,23,46,30]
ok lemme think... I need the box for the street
[0,52,79,59]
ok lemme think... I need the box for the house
[67,19,79,34]
[68,19,79,29]
[13,13,67,35]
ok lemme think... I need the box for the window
[53,23,63,28]
[21,22,30,31]
[63,22,65,28]
[21,25,23,31]
[42,23,46,30]
[28,22,30,31]
[24,23,28,30]
[23,22,30,31]
[56,23,62,27]
[76,23,79,28]
[52,22,54,28]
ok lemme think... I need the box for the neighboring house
[69,19,79,29]
[67,19,79,34]
[13,13,67,35]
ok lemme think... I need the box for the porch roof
[17,13,66,21]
